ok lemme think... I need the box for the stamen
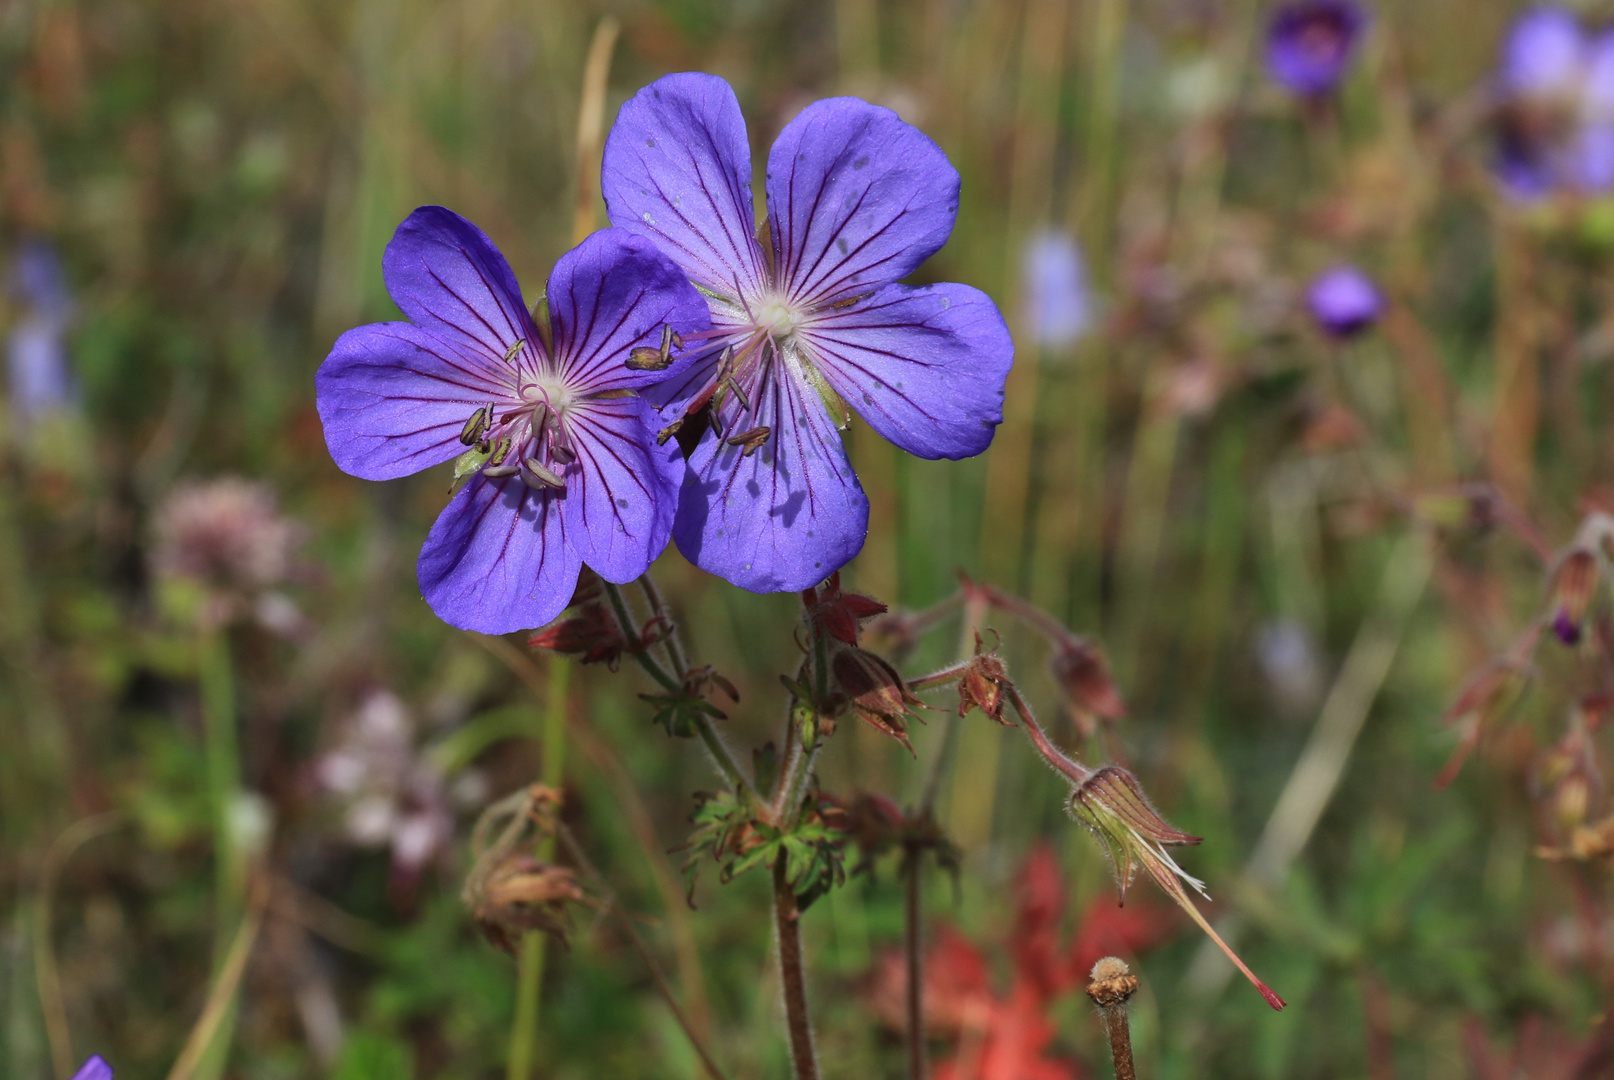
[726,376,751,412]
[459,404,492,446]
[520,458,566,491]
[550,443,577,466]
[626,347,673,371]
[502,338,526,365]
[830,291,873,310]
[484,463,521,478]
[656,419,683,446]
[487,436,513,467]
[724,425,771,457]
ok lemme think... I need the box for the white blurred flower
[1256,619,1324,717]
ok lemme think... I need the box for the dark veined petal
[601,73,768,302]
[382,206,539,367]
[560,395,683,583]
[548,228,712,393]
[316,321,513,481]
[673,352,868,593]
[801,283,1012,461]
[417,473,581,634]
[766,98,959,305]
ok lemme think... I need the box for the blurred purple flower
[1306,265,1383,338]
[315,690,459,878]
[72,1057,112,1080]
[1265,0,1370,98]
[6,238,77,423]
[1493,10,1614,198]
[1022,230,1091,350]
[316,207,710,633]
[602,73,1014,593]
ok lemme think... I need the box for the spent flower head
[316,207,710,633]
[603,73,1014,593]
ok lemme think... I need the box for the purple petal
[800,283,1012,460]
[382,206,539,366]
[1499,7,1584,100]
[71,1057,112,1080]
[417,474,581,634]
[766,98,958,304]
[560,395,682,582]
[316,321,511,481]
[602,73,768,301]
[673,357,868,593]
[548,228,712,393]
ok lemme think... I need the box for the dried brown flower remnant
[833,647,923,753]
[802,571,888,646]
[1085,956,1138,1008]
[958,632,1012,724]
[472,854,587,956]
[1535,813,1614,862]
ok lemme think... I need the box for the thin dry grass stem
[571,17,620,245]
[1490,217,1540,505]
[35,813,122,1080]
[554,824,731,1080]
[166,875,268,1080]
[267,877,389,959]
[1188,529,1432,1003]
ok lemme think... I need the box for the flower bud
[1050,642,1127,735]
[1549,546,1599,646]
[833,647,923,753]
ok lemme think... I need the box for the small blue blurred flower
[1022,230,1091,350]
[6,238,77,423]
[1500,7,1584,100]
[72,1055,112,1080]
[1307,265,1383,339]
[1265,0,1370,98]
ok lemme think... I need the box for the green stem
[602,580,755,801]
[507,657,571,1080]
[195,628,243,1080]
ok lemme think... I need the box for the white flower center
[754,294,804,340]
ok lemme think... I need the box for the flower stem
[1085,958,1139,1080]
[902,844,926,1080]
[506,656,570,1080]
[773,856,820,1080]
[602,579,755,801]
[195,628,244,1080]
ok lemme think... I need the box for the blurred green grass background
[4,0,1613,1077]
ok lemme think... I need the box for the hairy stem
[903,844,926,1080]
[1096,1007,1136,1080]
[602,579,755,800]
[773,857,820,1080]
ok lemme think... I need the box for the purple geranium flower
[1492,9,1614,199]
[601,73,1014,593]
[316,207,710,633]
[73,1056,112,1080]
[1307,265,1383,338]
[1265,0,1370,98]
[1022,230,1091,350]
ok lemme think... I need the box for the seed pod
[833,647,923,754]
[1550,547,1599,646]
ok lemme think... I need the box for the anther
[830,291,873,310]
[502,338,526,365]
[460,404,492,446]
[726,376,751,412]
[487,436,513,467]
[656,419,684,446]
[724,425,771,457]
[520,458,566,491]
[550,443,577,466]
[483,463,521,478]
[626,346,672,371]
